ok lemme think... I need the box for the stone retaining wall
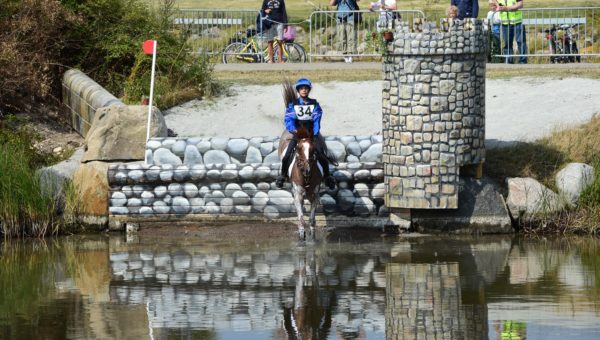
[62,69,123,137]
[383,20,487,209]
[145,135,383,166]
[109,136,387,222]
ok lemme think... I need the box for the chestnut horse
[278,127,323,240]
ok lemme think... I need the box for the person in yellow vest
[496,0,527,64]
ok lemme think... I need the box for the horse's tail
[282,78,297,108]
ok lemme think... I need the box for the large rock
[203,150,230,164]
[82,105,167,162]
[325,141,346,163]
[412,177,513,233]
[360,143,382,162]
[71,161,110,228]
[153,148,182,166]
[183,145,203,166]
[506,177,564,219]
[245,146,262,163]
[555,163,595,206]
[38,147,84,201]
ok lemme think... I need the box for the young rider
[276,78,336,189]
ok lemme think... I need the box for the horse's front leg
[292,183,306,239]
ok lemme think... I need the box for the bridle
[296,139,317,189]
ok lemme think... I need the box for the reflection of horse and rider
[276,78,338,239]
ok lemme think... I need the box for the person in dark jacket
[450,0,479,19]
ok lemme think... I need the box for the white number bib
[294,104,315,120]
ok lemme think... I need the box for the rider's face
[298,86,310,98]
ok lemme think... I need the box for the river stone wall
[62,69,124,137]
[107,163,386,218]
[383,19,487,209]
[145,135,383,166]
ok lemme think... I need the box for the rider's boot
[319,156,336,190]
[275,175,285,189]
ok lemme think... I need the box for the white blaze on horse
[278,127,323,239]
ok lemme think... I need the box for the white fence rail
[174,7,599,63]
[493,7,599,63]
[172,9,260,56]
[308,10,425,62]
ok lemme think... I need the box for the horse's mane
[282,78,297,108]
[295,125,313,139]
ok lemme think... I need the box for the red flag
[143,40,156,55]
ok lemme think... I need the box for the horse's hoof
[298,229,306,240]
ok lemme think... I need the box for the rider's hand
[265,8,272,14]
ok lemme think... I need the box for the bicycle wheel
[222,42,255,64]
[283,43,307,63]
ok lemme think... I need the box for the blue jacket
[451,0,479,19]
[284,97,323,136]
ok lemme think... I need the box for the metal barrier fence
[493,7,600,63]
[308,10,425,62]
[172,9,260,56]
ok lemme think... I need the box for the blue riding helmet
[294,78,312,91]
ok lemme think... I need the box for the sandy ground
[164,77,600,142]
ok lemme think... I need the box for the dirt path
[165,75,600,143]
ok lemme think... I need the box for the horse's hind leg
[308,187,320,238]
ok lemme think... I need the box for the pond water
[1,232,599,339]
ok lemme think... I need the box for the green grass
[0,121,61,238]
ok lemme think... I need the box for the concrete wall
[383,20,487,209]
[62,69,123,137]
[108,136,387,224]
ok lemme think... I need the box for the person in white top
[369,0,397,32]
[486,0,502,62]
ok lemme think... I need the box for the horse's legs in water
[292,183,306,239]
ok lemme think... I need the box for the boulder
[204,150,230,165]
[555,163,595,206]
[506,177,563,219]
[263,150,280,164]
[82,105,167,162]
[245,146,262,164]
[325,141,346,163]
[38,147,84,201]
[412,177,513,233]
[153,148,182,166]
[360,143,382,162]
[268,190,294,212]
[71,161,110,228]
[226,138,249,155]
[183,145,203,166]
[336,189,356,212]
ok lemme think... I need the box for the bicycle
[222,29,306,64]
[545,24,581,63]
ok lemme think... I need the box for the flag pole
[145,40,157,143]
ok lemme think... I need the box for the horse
[278,126,323,240]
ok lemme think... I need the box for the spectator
[497,0,527,64]
[450,0,479,19]
[261,0,288,63]
[330,0,361,63]
[369,0,398,32]
[447,5,458,19]
[486,0,503,62]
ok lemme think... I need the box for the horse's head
[294,126,317,184]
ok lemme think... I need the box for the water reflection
[0,234,599,339]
